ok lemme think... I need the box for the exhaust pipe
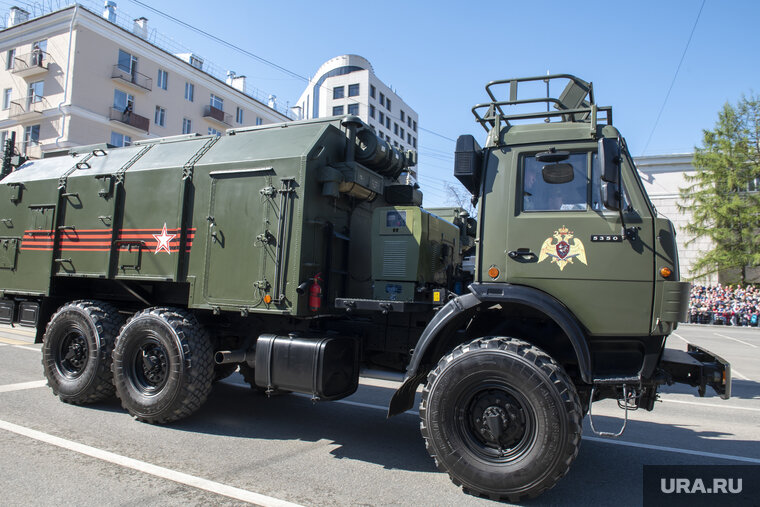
[214,349,254,364]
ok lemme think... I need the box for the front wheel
[420,337,582,502]
[112,307,213,424]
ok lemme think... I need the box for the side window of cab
[522,152,588,211]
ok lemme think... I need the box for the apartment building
[0,3,290,159]
[295,54,419,177]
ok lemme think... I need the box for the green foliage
[679,95,760,283]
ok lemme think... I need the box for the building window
[208,127,221,136]
[113,89,134,111]
[157,69,168,90]
[386,98,391,111]
[400,110,405,122]
[117,49,137,75]
[394,123,399,136]
[236,107,244,124]
[379,92,385,107]
[369,105,375,118]
[210,94,223,111]
[413,137,417,148]
[348,103,359,115]
[408,117,412,128]
[255,117,263,126]
[379,111,384,124]
[332,105,344,116]
[110,131,131,147]
[333,86,344,99]
[5,49,14,70]
[182,118,192,134]
[348,83,360,97]
[28,80,44,104]
[400,127,405,139]
[154,106,166,127]
[386,117,390,129]
[23,124,40,154]
[413,120,417,132]
[185,82,194,102]
[408,133,411,144]
[2,88,11,110]
[370,85,376,99]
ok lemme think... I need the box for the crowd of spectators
[689,283,760,326]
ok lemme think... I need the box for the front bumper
[659,344,731,399]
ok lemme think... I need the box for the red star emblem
[153,223,176,254]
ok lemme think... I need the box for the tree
[444,181,477,217]
[678,95,760,283]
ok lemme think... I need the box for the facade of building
[294,54,418,177]
[634,153,720,283]
[0,4,290,159]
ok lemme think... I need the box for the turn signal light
[659,267,672,278]
[263,294,272,304]
[488,266,500,279]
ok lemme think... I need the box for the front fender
[387,283,592,417]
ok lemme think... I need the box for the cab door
[483,147,655,336]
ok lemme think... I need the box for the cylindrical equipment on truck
[355,127,405,179]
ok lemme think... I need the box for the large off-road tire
[112,307,214,424]
[41,300,124,404]
[420,337,582,502]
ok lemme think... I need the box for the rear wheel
[42,300,123,404]
[420,337,582,502]
[112,307,213,424]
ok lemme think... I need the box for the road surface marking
[660,398,760,412]
[671,333,689,344]
[584,436,760,464]
[0,337,31,346]
[9,344,40,353]
[0,419,305,507]
[714,333,758,349]
[295,394,760,464]
[0,380,47,393]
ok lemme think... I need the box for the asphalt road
[0,323,758,506]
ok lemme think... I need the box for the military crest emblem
[538,226,587,271]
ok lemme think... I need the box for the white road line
[671,332,690,344]
[12,345,40,352]
[714,332,758,349]
[0,419,305,507]
[0,380,47,393]
[660,398,760,412]
[584,436,760,464]
[305,395,760,464]
[731,368,750,381]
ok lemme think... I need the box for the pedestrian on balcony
[31,43,42,67]
[122,102,133,123]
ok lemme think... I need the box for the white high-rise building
[295,55,418,177]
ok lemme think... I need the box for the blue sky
[102,0,759,206]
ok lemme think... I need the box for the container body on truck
[0,75,730,501]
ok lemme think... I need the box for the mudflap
[659,344,731,399]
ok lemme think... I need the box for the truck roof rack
[471,74,613,132]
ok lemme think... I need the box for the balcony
[108,106,150,133]
[111,65,152,92]
[12,52,51,79]
[203,105,232,126]
[9,96,50,121]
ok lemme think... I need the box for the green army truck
[0,75,730,501]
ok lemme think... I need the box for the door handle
[508,249,536,259]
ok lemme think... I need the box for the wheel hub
[135,343,168,389]
[470,389,527,451]
[59,332,88,377]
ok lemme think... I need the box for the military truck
[0,75,730,501]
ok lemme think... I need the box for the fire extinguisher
[309,272,323,312]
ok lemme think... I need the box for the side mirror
[454,134,483,195]
[602,181,620,211]
[598,137,620,183]
[542,163,574,184]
